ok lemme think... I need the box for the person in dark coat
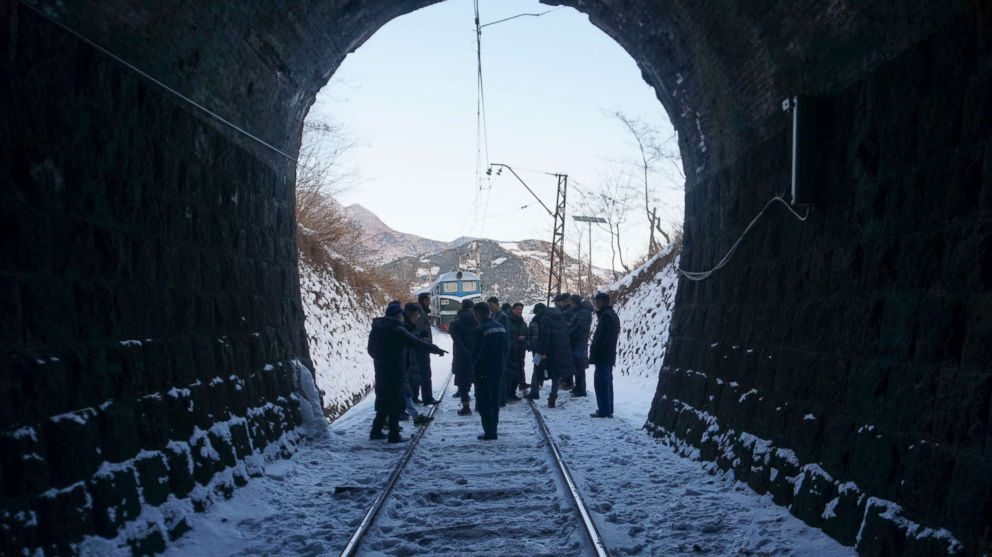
[554,293,576,390]
[504,303,528,401]
[402,306,423,407]
[487,296,502,320]
[589,292,621,418]
[449,299,477,416]
[488,298,512,407]
[403,303,434,426]
[471,302,507,440]
[525,303,546,400]
[367,304,446,442]
[414,292,440,405]
[528,303,575,408]
[568,294,593,397]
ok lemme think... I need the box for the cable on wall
[677,195,810,282]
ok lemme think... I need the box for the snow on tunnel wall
[2,0,991,555]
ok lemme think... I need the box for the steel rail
[338,370,455,557]
[527,398,611,557]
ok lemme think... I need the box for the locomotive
[425,270,483,331]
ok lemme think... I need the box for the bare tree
[295,119,364,260]
[614,112,684,254]
[574,171,637,280]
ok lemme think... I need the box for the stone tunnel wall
[650,8,992,557]
[0,6,314,554]
[2,0,992,555]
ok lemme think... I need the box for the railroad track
[339,377,610,557]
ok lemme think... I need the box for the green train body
[424,271,484,331]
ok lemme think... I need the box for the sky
[306,0,684,269]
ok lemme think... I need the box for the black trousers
[475,374,501,438]
[529,360,559,402]
[371,411,400,438]
[572,356,588,394]
[418,352,434,402]
[456,381,472,404]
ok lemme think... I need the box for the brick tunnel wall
[2,0,991,555]
[650,10,992,557]
[0,7,314,554]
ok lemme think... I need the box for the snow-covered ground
[539,390,853,556]
[299,258,380,419]
[156,241,859,556]
[161,322,852,557]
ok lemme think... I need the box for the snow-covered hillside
[381,238,612,304]
[606,243,681,421]
[299,257,380,420]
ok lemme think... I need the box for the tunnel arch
[2,1,990,555]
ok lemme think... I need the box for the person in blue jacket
[589,292,621,418]
[471,302,507,440]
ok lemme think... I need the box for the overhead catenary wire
[678,195,810,282]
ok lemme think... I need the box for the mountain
[341,203,457,266]
[378,238,612,305]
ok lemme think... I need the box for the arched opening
[294,1,688,420]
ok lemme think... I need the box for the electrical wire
[678,195,810,282]
[480,7,563,29]
[17,0,298,164]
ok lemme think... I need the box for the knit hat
[385,304,404,317]
[594,292,610,303]
[532,303,547,314]
[553,293,571,303]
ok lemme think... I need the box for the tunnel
[1,0,990,555]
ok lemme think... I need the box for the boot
[413,415,434,426]
[525,393,540,400]
[548,399,556,408]
[387,435,408,443]
[369,430,387,440]
[457,405,472,416]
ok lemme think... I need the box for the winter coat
[589,305,621,367]
[414,304,433,343]
[532,308,575,380]
[472,318,507,382]
[403,320,423,394]
[495,310,510,331]
[505,313,528,375]
[526,316,541,353]
[568,301,594,359]
[449,309,477,386]
[367,317,439,413]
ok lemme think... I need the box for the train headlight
[440,299,450,305]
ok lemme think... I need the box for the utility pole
[573,215,607,295]
[487,163,568,302]
[548,174,567,301]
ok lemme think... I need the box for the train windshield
[441,282,459,293]
[461,280,479,293]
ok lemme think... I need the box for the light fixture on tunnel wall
[782,96,824,206]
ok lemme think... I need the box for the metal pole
[573,216,607,296]
[588,221,593,295]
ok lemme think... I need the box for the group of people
[366,290,621,443]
